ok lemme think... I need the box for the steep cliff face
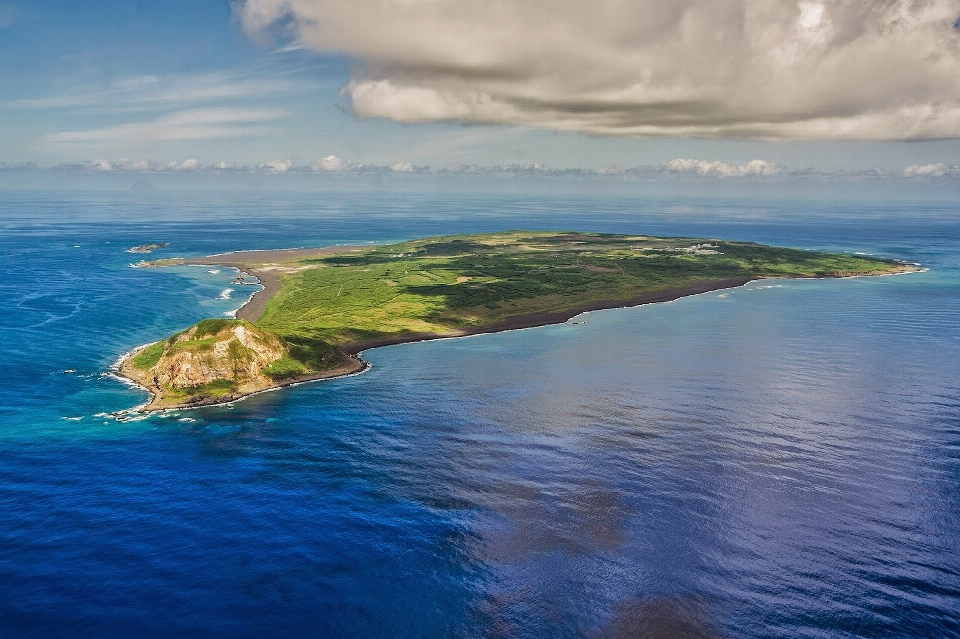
[123,319,293,408]
[119,317,361,411]
[153,320,287,388]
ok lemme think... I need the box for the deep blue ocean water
[0,189,958,638]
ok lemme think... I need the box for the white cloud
[175,159,200,171]
[312,154,345,171]
[258,159,294,172]
[42,108,285,145]
[390,162,414,172]
[236,0,960,140]
[903,162,959,177]
[116,158,155,171]
[664,159,782,177]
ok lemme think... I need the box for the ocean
[0,188,957,638]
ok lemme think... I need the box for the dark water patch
[598,597,723,639]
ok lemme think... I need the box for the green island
[119,230,917,411]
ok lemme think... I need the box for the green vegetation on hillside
[131,341,164,369]
[165,379,238,400]
[254,230,904,353]
[124,318,297,405]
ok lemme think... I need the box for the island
[118,230,919,411]
[128,243,169,254]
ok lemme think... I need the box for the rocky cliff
[121,319,296,409]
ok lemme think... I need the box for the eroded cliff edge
[120,318,364,411]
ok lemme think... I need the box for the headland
[119,231,919,411]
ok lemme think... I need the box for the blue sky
[2,0,959,176]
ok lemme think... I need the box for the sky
[1,0,960,178]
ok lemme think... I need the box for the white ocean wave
[218,288,234,300]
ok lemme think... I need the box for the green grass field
[252,230,905,360]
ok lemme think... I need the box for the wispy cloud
[42,108,286,145]
[4,72,296,113]
[236,0,960,141]
[272,42,309,54]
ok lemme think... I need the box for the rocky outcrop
[119,317,366,411]
[121,319,291,409]
[127,243,168,253]
[153,321,287,389]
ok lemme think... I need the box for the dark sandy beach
[175,246,368,321]
[339,277,757,354]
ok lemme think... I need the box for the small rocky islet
[127,242,169,254]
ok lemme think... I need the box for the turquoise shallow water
[0,190,958,637]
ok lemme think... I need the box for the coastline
[118,346,368,412]
[119,245,371,411]
[118,278,754,413]
[340,277,757,354]
[340,266,921,354]
[119,246,921,412]
[231,266,278,322]
[169,245,369,321]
